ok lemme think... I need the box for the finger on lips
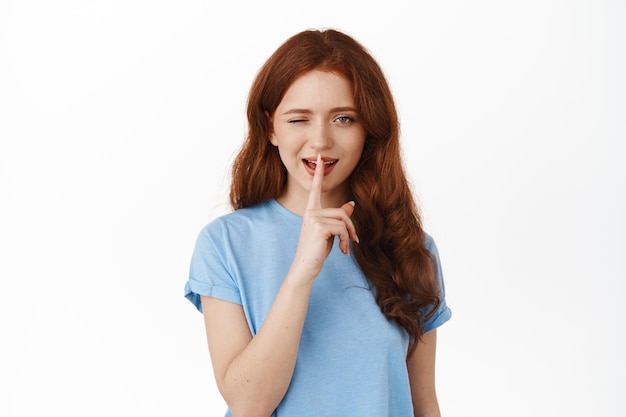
[307,154,359,249]
[306,154,324,210]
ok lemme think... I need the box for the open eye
[335,115,355,125]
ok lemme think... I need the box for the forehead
[278,70,355,109]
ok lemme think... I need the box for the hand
[290,154,359,282]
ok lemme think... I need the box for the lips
[302,157,338,175]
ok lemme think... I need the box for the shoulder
[197,199,295,245]
[423,232,439,257]
[201,200,273,232]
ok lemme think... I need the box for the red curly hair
[230,29,441,356]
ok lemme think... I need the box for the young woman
[185,28,451,417]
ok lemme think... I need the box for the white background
[1,1,624,416]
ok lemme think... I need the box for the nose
[308,121,332,151]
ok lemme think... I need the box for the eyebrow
[281,106,358,115]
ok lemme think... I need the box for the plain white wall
[1,1,624,416]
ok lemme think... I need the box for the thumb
[341,200,356,217]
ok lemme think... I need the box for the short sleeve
[422,234,452,333]
[184,222,242,313]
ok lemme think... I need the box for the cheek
[350,134,366,159]
[275,145,296,169]
[273,128,307,153]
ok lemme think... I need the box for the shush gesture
[290,154,360,283]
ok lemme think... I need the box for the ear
[265,111,278,146]
[269,131,278,146]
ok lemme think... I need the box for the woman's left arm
[407,329,441,417]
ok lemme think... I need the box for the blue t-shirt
[185,199,451,416]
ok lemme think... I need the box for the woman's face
[270,69,366,212]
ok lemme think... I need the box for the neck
[276,186,350,217]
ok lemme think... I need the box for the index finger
[306,154,324,210]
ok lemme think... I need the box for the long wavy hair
[230,29,441,356]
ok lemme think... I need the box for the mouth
[302,157,338,175]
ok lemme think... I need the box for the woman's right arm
[201,156,357,417]
[201,273,313,417]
